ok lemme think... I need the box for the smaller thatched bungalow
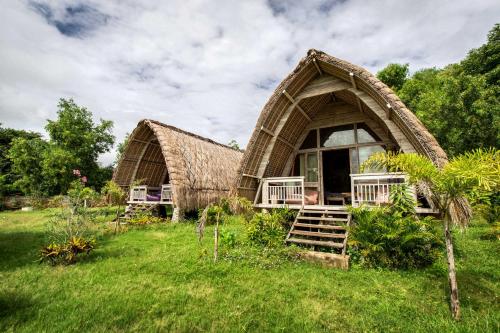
[113,119,243,220]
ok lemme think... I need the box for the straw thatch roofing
[236,49,449,199]
[113,119,243,211]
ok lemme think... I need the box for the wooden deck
[254,203,438,214]
[127,200,173,205]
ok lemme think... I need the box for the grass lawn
[0,209,498,332]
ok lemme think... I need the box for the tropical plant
[362,148,500,320]
[101,180,127,233]
[246,211,287,248]
[389,183,417,216]
[40,236,95,265]
[349,205,442,269]
[43,173,102,265]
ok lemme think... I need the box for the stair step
[300,208,350,214]
[297,216,348,222]
[290,230,346,239]
[294,223,346,230]
[287,238,344,248]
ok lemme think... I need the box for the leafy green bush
[220,229,238,249]
[246,211,287,247]
[348,206,443,269]
[40,236,95,265]
[271,207,297,229]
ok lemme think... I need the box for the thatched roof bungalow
[235,49,457,214]
[113,119,242,215]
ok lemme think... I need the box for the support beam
[348,87,416,153]
[312,58,322,75]
[356,97,364,114]
[242,173,260,179]
[386,103,392,120]
[349,72,357,89]
[260,125,275,137]
[130,139,152,182]
[132,138,160,145]
[277,136,295,150]
[259,123,295,150]
[295,77,350,100]
[282,90,312,121]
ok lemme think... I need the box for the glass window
[349,148,359,174]
[357,123,380,143]
[299,154,305,177]
[358,146,386,173]
[320,124,355,147]
[293,153,318,182]
[300,130,317,149]
[307,153,318,182]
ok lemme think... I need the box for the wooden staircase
[286,208,351,255]
[116,203,159,224]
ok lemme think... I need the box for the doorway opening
[322,149,351,205]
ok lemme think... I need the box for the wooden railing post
[301,177,305,207]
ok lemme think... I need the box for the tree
[363,149,500,320]
[7,137,48,195]
[376,63,409,92]
[399,65,499,157]
[461,23,499,85]
[0,125,41,195]
[376,25,499,157]
[45,98,115,189]
[227,139,240,150]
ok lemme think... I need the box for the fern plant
[349,206,442,269]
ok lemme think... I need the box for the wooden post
[214,212,220,263]
[172,206,183,222]
[301,177,305,207]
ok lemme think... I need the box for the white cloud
[0,0,498,165]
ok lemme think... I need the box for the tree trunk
[444,217,460,320]
[214,213,220,263]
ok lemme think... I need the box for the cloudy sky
[1,0,498,165]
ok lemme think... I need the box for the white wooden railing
[128,184,173,204]
[129,185,148,202]
[351,173,415,206]
[261,177,305,206]
[160,184,173,203]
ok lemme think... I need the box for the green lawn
[0,209,498,332]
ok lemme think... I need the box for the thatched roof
[113,119,243,211]
[236,49,449,199]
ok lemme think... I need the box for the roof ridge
[141,119,242,152]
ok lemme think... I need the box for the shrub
[128,214,167,225]
[41,177,103,265]
[40,236,95,265]
[271,207,297,229]
[348,206,443,269]
[220,229,238,249]
[46,195,67,208]
[246,211,287,247]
